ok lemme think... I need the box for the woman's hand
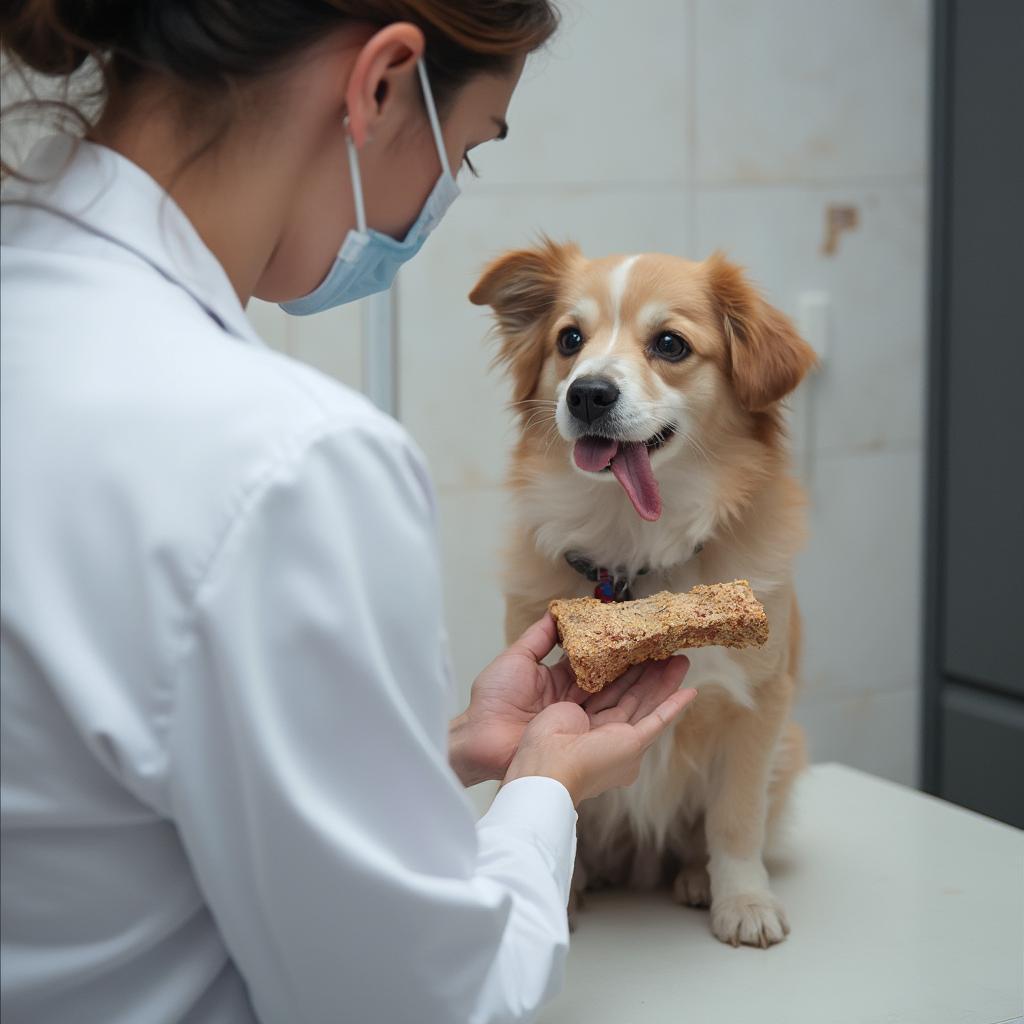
[448,613,694,794]
[502,677,695,805]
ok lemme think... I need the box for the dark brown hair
[1,0,559,175]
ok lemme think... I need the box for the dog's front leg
[704,691,791,948]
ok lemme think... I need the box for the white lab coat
[0,136,576,1024]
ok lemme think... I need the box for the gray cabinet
[924,0,1024,827]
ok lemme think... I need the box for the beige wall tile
[695,0,929,183]
[796,448,923,702]
[468,0,693,186]
[694,183,928,453]
[793,686,920,785]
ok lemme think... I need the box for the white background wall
[388,0,931,787]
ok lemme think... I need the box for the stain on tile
[821,203,860,256]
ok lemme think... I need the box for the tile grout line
[794,684,922,705]
[687,0,698,253]
[459,174,925,197]
[795,440,924,458]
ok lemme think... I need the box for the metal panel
[939,0,1024,699]
[941,684,1024,827]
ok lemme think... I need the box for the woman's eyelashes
[461,152,479,177]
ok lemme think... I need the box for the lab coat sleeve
[164,417,576,1024]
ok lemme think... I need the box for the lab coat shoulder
[9,232,438,582]
[2,241,442,816]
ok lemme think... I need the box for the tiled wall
[396,0,931,787]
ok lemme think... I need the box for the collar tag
[565,551,641,603]
[564,543,705,603]
[594,569,618,603]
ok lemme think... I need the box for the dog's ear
[706,252,817,411]
[469,238,580,404]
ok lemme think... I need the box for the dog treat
[549,580,769,693]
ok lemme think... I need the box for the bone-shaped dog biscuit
[549,580,769,693]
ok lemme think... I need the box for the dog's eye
[652,331,691,361]
[557,326,585,356]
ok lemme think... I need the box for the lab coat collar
[1,134,265,347]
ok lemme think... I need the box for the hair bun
[2,0,135,75]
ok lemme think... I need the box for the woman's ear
[345,23,424,148]
[469,238,580,404]
[706,252,818,411]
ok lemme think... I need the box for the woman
[0,3,694,1022]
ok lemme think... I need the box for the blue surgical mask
[280,60,460,315]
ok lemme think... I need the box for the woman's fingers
[524,700,590,738]
[624,656,690,724]
[588,701,635,727]
[631,687,698,748]
[586,655,690,724]
[581,664,645,713]
[589,658,693,728]
[510,612,558,662]
[548,657,591,703]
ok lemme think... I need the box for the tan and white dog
[470,240,816,948]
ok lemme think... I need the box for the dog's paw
[672,864,711,908]
[710,891,790,948]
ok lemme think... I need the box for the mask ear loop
[416,60,453,177]
[343,114,369,233]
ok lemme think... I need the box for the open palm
[449,613,690,787]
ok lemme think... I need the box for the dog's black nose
[567,376,620,425]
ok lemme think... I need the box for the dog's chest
[525,461,717,581]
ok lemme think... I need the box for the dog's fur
[470,241,816,947]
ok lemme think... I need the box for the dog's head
[470,241,816,522]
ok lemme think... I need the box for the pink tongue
[573,436,619,472]
[573,437,662,521]
[610,442,662,521]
